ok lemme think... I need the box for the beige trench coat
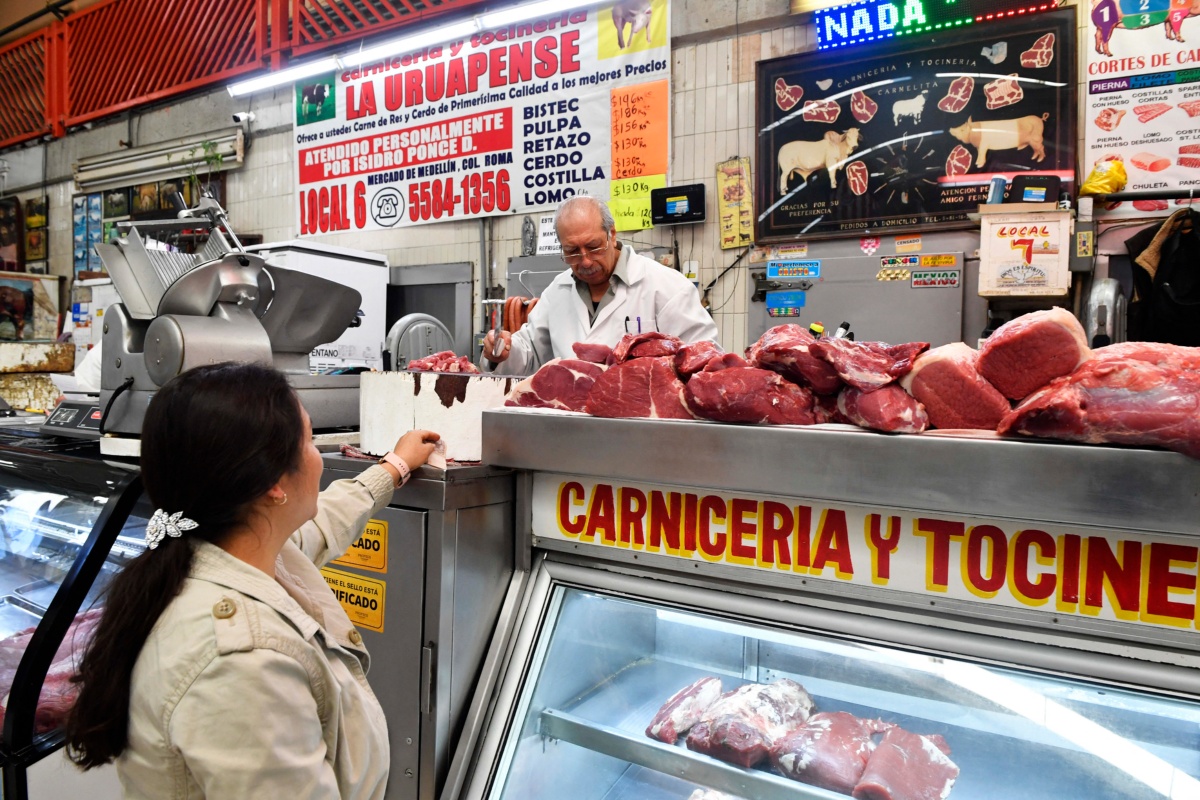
[117,465,396,799]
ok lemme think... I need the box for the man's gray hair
[553,195,615,236]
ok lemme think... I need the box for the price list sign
[609,80,669,231]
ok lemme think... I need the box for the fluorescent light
[341,20,480,67]
[227,57,342,97]
[480,0,598,28]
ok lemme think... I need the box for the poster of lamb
[754,10,1074,242]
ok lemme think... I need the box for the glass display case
[462,563,1200,800]
[0,444,144,798]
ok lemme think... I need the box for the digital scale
[40,398,104,439]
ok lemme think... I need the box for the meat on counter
[646,676,724,743]
[771,711,894,794]
[612,332,684,363]
[900,343,1010,431]
[407,350,480,373]
[852,726,959,800]
[685,367,817,425]
[837,385,929,434]
[976,308,1090,400]
[808,339,929,393]
[505,358,606,413]
[747,325,843,395]
[675,341,726,378]
[584,357,695,420]
[685,678,815,768]
[573,342,614,364]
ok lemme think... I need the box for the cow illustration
[1093,0,1196,55]
[777,128,862,192]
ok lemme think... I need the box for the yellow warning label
[920,254,956,267]
[321,567,386,633]
[332,519,388,572]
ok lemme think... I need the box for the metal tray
[0,595,43,639]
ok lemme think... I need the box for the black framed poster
[755,9,1075,242]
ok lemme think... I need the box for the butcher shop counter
[436,409,1200,800]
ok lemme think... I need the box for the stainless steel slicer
[92,198,363,446]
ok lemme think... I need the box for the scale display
[812,0,1060,49]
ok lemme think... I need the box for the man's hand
[483,330,513,363]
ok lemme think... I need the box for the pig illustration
[613,0,653,48]
[949,113,1049,167]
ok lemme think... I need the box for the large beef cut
[814,393,852,424]
[775,78,804,112]
[998,348,1200,459]
[852,727,959,800]
[983,75,1023,110]
[0,608,103,734]
[977,308,1091,400]
[506,358,605,412]
[809,339,930,393]
[584,357,695,419]
[900,343,1011,430]
[1091,341,1200,369]
[572,342,613,364]
[646,676,723,743]
[408,350,480,373]
[851,91,878,124]
[703,353,751,372]
[612,332,684,363]
[937,77,974,114]
[686,367,816,425]
[675,341,725,378]
[771,712,894,794]
[838,385,929,433]
[747,325,842,394]
[686,679,815,768]
[1019,33,1055,68]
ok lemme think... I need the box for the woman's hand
[393,429,441,471]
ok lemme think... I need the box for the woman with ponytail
[65,362,439,798]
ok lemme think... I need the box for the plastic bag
[1079,158,1127,196]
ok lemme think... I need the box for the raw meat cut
[851,91,878,124]
[646,676,723,743]
[1130,152,1170,172]
[813,393,852,424]
[584,357,695,419]
[1134,102,1171,123]
[802,99,841,123]
[1133,199,1169,212]
[408,350,480,373]
[685,367,817,425]
[945,145,972,178]
[572,342,613,364]
[1019,33,1055,68]
[747,325,843,394]
[852,727,959,800]
[702,353,750,372]
[505,358,605,412]
[771,712,895,794]
[1178,157,1200,169]
[1093,108,1125,131]
[674,341,724,377]
[900,343,1011,430]
[977,308,1091,400]
[1179,99,1200,117]
[0,608,103,735]
[937,77,974,114]
[808,338,930,393]
[983,75,1024,109]
[838,385,929,433]
[1092,341,1200,369]
[847,161,869,195]
[775,78,804,112]
[686,679,815,768]
[611,332,684,363]
[998,349,1200,459]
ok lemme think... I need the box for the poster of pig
[755,10,1074,242]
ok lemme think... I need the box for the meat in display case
[462,565,1200,800]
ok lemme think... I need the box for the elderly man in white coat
[482,196,717,375]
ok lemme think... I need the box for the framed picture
[159,179,189,211]
[24,228,46,261]
[131,182,160,215]
[0,272,61,341]
[102,188,129,219]
[0,198,23,273]
[26,262,48,275]
[24,196,47,229]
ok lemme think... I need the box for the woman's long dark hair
[65,362,305,768]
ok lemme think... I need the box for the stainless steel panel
[387,263,473,357]
[506,256,564,299]
[481,409,1200,536]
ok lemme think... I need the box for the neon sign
[813,0,1059,49]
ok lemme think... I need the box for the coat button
[348,629,363,645]
[213,599,237,619]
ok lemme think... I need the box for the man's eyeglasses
[561,237,611,264]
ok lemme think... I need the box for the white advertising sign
[978,211,1071,296]
[293,0,671,235]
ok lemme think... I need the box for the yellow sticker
[332,519,388,572]
[920,254,956,267]
[321,567,386,633]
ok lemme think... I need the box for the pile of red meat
[407,350,480,374]
[504,310,1200,460]
[647,676,960,800]
[0,608,103,735]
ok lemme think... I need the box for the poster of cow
[754,10,1075,242]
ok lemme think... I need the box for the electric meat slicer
[86,199,363,447]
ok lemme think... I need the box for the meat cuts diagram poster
[755,11,1075,241]
[293,0,670,235]
[1086,0,1200,216]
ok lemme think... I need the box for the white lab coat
[484,247,718,376]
